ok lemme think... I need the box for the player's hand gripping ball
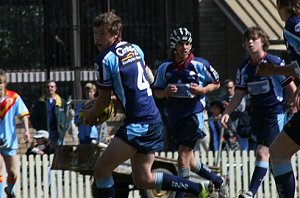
[78,99,115,125]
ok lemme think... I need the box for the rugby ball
[78,99,114,125]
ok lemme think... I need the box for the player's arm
[85,88,112,125]
[153,84,178,99]
[190,82,220,95]
[284,79,298,97]
[221,89,245,128]
[21,115,30,143]
[289,86,300,110]
[285,81,298,114]
[257,61,300,78]
[145,64,154,84]
[152,63,177,99]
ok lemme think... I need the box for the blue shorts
[114,122,164,154]
[251,112,286,146]
[170,113,206,149]
[0,149,17,156]
[284,111,300,145]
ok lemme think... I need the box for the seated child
[26,130,55,156]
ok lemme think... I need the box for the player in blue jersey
[0,69,30,198]
[255,1,300,197]
[152,27,228,198]
[84,11,210,198]
[221,26,297,198]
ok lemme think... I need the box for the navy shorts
[115,121,164,154]
[284,111,300,145]
[170,113,206,149]
[251,112,286,146]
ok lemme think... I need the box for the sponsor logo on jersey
[115,44,142,65]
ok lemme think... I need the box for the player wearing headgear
[169,27,193,50]
[153,27,228,198]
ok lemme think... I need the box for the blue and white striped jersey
[95,41,161,124]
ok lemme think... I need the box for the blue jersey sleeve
[15,95,29,117]
[194,58,219,86]
[152,63,169,90]
[95,50,118,89]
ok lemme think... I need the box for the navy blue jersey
[95,41,161,124]
[235,53,293,114]
[284,15,300,67]
[153,54,219,125]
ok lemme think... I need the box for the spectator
[208,100,239,152]
[74,82,108,144]
[26,130,54,156]
[208,100,225,152]
[221,79,248,150]
[0,69,30,198]
[30,80,69,147]
[236,102,257,150]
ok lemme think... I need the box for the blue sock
[274,172,295,198]
[95,176,115,198]
[175,168,190,198]
[194,161,223,188]
[154,172,202,196]
[272,163,295,198]
[249,161,268,195]
[175,191,184,198]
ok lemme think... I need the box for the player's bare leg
[270,132,300,197]
[3,155,17,197]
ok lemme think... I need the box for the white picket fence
[5,150,300,198]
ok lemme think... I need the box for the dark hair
[243,26,270,51]
[223,79,234,85]
[210,100,225,113]
[45,80,56,86]
[277,0,300,14]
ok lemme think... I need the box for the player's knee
[256,147,270,160]
[256,148,270,158]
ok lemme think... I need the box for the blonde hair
[0,69,7,84]
[85,83,96,91]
